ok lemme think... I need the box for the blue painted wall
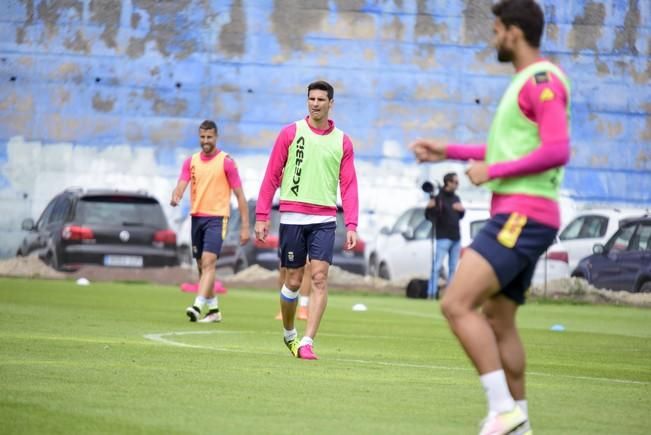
[0,0,649,256]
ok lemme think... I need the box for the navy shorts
[279,221,336,268]
[469,213,557,305]
[191,216,226,259]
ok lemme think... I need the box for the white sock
[299,336,313,347]
[480,370,516,414]
[299,296,309,307]
[516,400,528,417]
[193,296,207,309]
[283,328,297,341]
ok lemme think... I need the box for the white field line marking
[234,292,651,338]
[143,330,650,386]
[143,331,276,355]
[526,370,650,386]
[341,306,651,338]
[145,329,433,343]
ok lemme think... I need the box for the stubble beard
[497,46,513,63]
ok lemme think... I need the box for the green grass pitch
[1,277,650,434]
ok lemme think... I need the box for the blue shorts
[191,216,226,259]
[469,213,557,305]
[279,222,336,268]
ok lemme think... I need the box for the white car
[531,238,570,285]
[366,203,573,288]
[555,208,650,272]
[366,204,490,285]
[365,206,425,280]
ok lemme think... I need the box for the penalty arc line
[143,330,650,386]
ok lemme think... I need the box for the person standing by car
[255,80,359,360]
[425,172,465,299]
[410,1,571,433]
[171,120,250,323]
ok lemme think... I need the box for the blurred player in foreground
[410,1,570,433]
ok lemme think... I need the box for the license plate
[104,255,143,267]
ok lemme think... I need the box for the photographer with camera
[424,172,465,299]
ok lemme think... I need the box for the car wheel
[46,249,62,271]
[639,281,651,293]
[378,262,391,280]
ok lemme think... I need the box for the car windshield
[606,224,636,253]
[631,224,651,251]
[76,196,167,228]
[414,219,432,239]
[560,215,608,240]
[391,208,424,234]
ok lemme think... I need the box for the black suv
[219,200,366,275]
[17,188,179,271]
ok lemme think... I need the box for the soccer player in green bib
[255,81,359,360]
[411,1,570,433]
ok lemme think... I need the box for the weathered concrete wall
[0,0,649,256]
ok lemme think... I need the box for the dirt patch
[222,265,402,294]
[530,277,651,307]
[0,256,67,280]
[70,265,197,286]
[0,256,197,285]
[0,257,401,293]
[1,257,649,306]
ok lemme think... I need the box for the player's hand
[465,160,490,186]
[345,230,358,251]
[170,192,181,207]
[408,139,446,162]
[240,226,250,246]
[254,221,269,242]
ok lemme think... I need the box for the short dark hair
[443,172,457,186]
[307,80,334,100]
[491,0,544,48]
[199,120,218,133]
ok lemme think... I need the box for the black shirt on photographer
[425,190,464,241]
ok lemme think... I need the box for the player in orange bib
[171,120,250,323]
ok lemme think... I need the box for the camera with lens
[421,181,440,199]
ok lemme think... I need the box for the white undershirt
[280,212,336,225]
